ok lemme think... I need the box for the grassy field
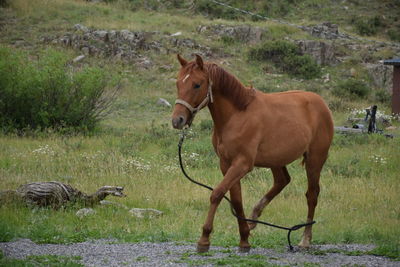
[0,0,399,260]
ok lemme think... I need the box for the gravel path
[1,239,398,266]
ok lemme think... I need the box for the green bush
[352,16,384,36]
[0,47,120,132]
[374,89,391,104]
[248,40,321,79]
[195,0,239,20]
[332,78,370,99]
[388,28,400,42]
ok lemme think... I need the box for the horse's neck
[206,64,254,131]
[207,94,236,130]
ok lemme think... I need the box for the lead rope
[178,129,315,251]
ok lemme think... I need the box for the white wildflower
[32,145,55,156]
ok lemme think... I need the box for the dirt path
[0,239,398,266]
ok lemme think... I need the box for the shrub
[282,54,321,79]
[388,28,400,42]
[0,47,120,132]
[352,16,384,36]
[374,89,391,104]
[331,78,370,99]
[195,0,239,20]
[248,40,321,79]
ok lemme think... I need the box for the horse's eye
[194,84,201,89]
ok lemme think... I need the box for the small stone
[76,208,96,218]
[74,24,89,33]
[170,31,182,37]
[323,73,330,83]
[129,208,163,219]
[157,98,171,108]
[93,30,108,41]
[73,55,85,63]
[81,47,90,55]
[350,68,357,77]
[386,126,397,131]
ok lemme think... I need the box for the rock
[93,30,108,41]
[120,29,135,42]
[157,98,171,108]
[350,68,357,77]
[363,63,393,91]
[76,208,96,218]
[302,22,350,40]
[74,24,89,33]
[198,24,267,44]
[296,40,338,65]
[72,55,85,63]
[136,57,152,69]
[323,73,330,83]
[46,24,215,65]
[129,208,163,219]
[170,31,182,37]
[81,47,90,55]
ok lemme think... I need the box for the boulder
[76,208,96,218]
[363,63,393,91]
[197,24,267,44]
[302,22,350,40]
[296,40,338,65]
[129,208,163,219]
[157,98,171,108]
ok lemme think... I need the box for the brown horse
[171,54,334,252]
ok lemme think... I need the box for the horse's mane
[206,63,255,110]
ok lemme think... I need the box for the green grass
[177,253,280,267]
[0,254,83,267]
[0,0,399,262]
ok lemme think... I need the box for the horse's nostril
[172,116,186,129]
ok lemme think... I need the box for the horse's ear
[177,54,188,67]
[195,54,204,70]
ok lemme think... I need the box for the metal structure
[383,58,400,115]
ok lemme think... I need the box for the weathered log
[0,181,125,208]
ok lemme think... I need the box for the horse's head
[171,54,212,129]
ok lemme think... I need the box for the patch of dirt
[0,239,398,266]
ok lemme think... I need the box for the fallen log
[0,181,125,208]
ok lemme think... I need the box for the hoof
[238,246,251,253]
[197,244,210,253]
[299,242,311,249]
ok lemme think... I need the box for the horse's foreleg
[249,167,291,230]
[197,159,251,253]
[229,182,250,252]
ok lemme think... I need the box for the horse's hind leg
[248,166,291,230]
[299,152,328,248]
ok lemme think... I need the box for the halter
[174,78,213,124]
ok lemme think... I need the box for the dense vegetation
[0,0,399,263]
[0,47,119,132]
[248,40,321,79]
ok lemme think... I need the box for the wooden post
[384,59,400,115]
[392,66,400,115]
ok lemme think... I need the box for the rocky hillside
[1,0,399,111]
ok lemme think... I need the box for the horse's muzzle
[172,115,186,129]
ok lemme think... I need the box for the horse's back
[249,90,333,166]
[261,90,333,134]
